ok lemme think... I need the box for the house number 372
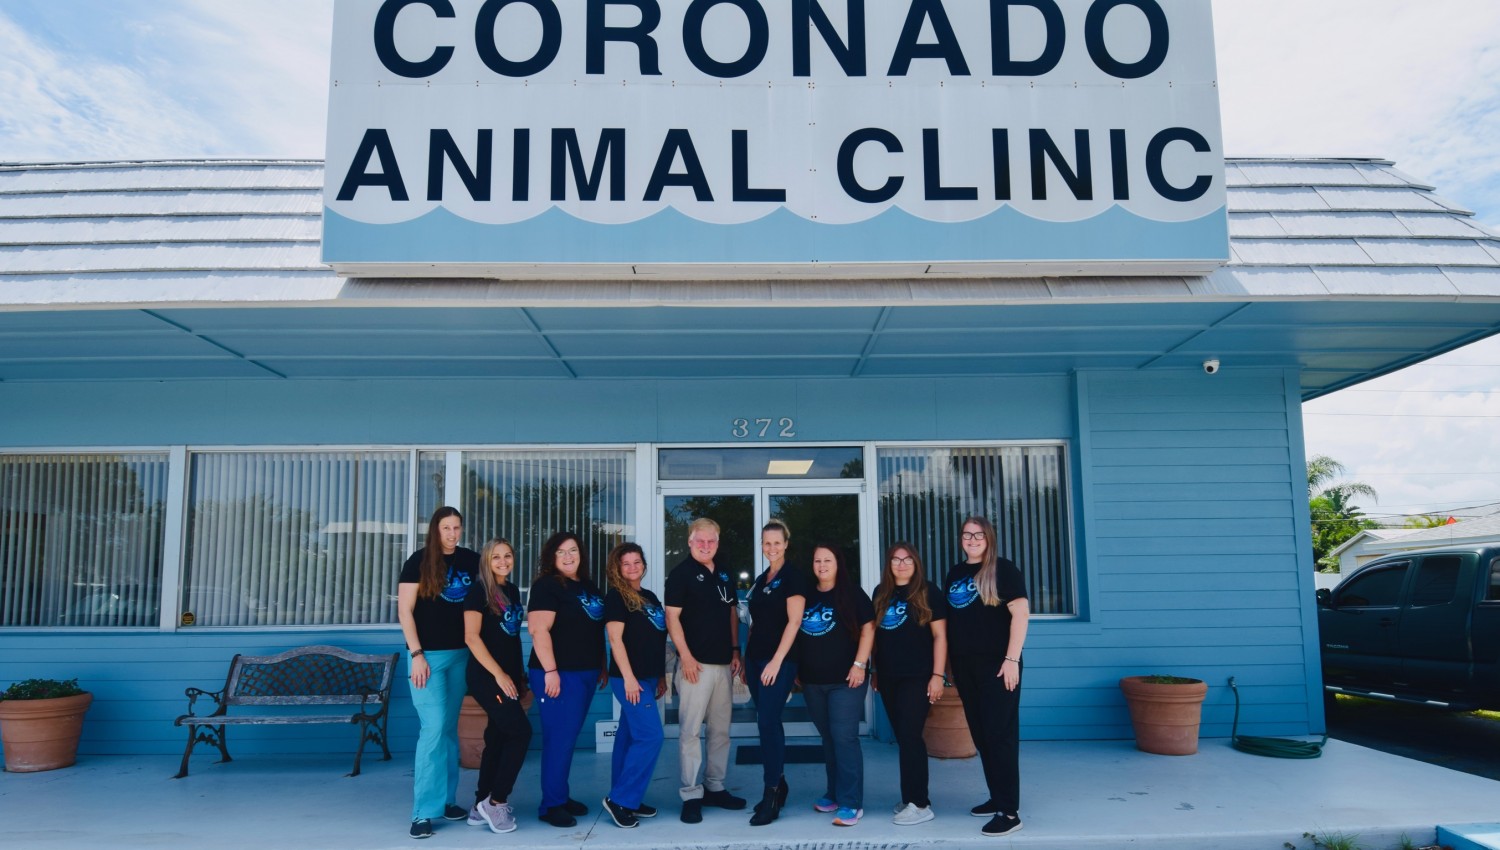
[732,418,796,438]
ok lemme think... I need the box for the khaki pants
[675,663,733,800]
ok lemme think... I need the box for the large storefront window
[0,453,169,627]
[183,451,411,627]
[877,445,1075,616]
[461,450,635,593]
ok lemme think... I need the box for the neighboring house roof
[2,157,1499,389]
[1326,527,1412,561]
[1363,514,1500,554]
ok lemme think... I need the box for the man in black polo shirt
[664,517,747,823]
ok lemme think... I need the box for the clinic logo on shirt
[579,591,605,621]
[644,603,667,631]
[948,576,980,609]
[761,575,782,595]
[441,569,473,603]
[879,600,909,630]
[499,603,523,637]
[800,603,837,637]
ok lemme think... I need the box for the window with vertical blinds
[877,445,1075,616]
[0,453,169,628]
[461,450,635,594]
[183,451,412,627]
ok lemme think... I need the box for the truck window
[1336,563,1408,607]
[1488,557,1500,602]
[1409,556,1461,606]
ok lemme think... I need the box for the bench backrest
[224,645,399,707]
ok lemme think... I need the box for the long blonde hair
[475,538,515,616]
[605,542,648,613]
[963,515,1004,607]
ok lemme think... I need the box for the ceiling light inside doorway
[767,460,814,476]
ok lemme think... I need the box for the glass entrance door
[657,482,866,737]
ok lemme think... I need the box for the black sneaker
[970,799,1000,817]
[680,799,703,824]
[702,789,747,810]
[539,806,577,828]
[982,813,1023,836]
[409,819,433,839]
[563,798,589,816]
[603,797,639,829]
[632,803,658,818]
[442,804,467,821]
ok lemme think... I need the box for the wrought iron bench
[174,644,399,778]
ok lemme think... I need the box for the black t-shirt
[463,582,525,682]
[663,557,737,665]
[873,584,949,679]
[944,559,1028,659]
[604,587,668,680]
[745,565,807,662]
[399,547,480,651]
[797,586,875,685]
[526,575,606,672]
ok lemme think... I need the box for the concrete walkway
[4,737,1495,850]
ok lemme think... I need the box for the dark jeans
[877,674,932,808]
[950,654,1022,815]
[465,667,533,805]
[803,680,868,810]
[745,657,798,789]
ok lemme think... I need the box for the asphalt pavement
[1326,694,1500,781]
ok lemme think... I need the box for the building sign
[324,0,1228,276]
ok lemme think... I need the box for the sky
[1,0,1498,522]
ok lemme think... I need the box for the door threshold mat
[735,744,825,765]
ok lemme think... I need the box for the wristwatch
[852,660,869,670]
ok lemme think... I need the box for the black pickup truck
[1317,544,1500,710]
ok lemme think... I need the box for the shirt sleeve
[398,551,423,584]
[528,578,562,613]
[463,583,487,613]
[604,589,628,623]
[663,565,688,607]
[998,559,1029,602]
[784,568,808,599]
[855,590,876,625]
[927,584,949,620]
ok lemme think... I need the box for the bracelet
[931,673,945,679]
[852,660,868,670]
[544,669,557,674]
[1004,656,1020,663]
[410,649,424,658]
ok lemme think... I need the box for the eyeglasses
[890,556,915,566]
[961,532,986,541]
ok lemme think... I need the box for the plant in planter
[0,678,94,772]
[1119,674,1208,755]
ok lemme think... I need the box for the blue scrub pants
[608,677,664,809]
[746,658,798,789]
[408,648,469,821]
[528,668,598,815]
[803,680,868,811]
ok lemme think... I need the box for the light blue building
[2,156,1499,758]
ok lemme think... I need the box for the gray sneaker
[478,799,518,834]
[893,803,935,826]
[466,803,486,826]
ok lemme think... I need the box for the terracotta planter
[0,692,93,772]
[923,687,976,759]
[1119,676,1207,755]
[458,696,485,769]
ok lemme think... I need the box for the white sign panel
[324,0,1228,276]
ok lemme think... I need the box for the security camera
[1202,359,1221,375]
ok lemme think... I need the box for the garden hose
[1228,676,1328,759]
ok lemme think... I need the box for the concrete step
[1439,823,1500,850]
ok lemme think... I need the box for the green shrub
[1,678,86,701]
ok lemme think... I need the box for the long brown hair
[475,538,515,616]
[417,506,463,599]
[812,543,862,642]
[873,542,933,627]
[605,542,648,613]
[963,515,1004,607]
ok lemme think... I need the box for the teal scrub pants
[408,648,469,821]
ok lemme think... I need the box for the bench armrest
[183,686,227,718]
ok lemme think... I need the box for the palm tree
[1402,514,1450,529]
[1306,454,1379,571]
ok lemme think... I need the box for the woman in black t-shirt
[945,515,1030,837]
[744,519,806,826]
[601,543,668,828]
[799,543,874,827]
[526,531,607,828]
[871,542,948,826]
[398,506,479,839]
[461,538,532,834]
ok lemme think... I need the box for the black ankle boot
[749,788,781,826]
[775,776,789,807]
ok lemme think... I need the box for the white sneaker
[478,799,518,834]
[893,803,935,826]
[466,803,485,826]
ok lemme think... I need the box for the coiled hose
[1228,676,1328,758]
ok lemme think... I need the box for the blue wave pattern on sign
[323,204,1228,265]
